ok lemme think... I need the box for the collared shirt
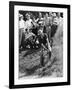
[53,17,59,25]
[25,19,33,31]
[58,17,63,26]
[19,19,26,32]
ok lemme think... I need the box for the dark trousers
[51,24,58,37]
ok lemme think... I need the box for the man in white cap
[19,14,26,48]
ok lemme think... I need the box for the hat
[19,14,23,18]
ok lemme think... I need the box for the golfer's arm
[41,43,47,50]
[46,37,51,52]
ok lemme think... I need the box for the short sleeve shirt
[25,19,33,30]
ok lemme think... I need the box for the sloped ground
[19,23,63,79]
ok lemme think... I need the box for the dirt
[19,23,63,79]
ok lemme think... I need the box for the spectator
[44,13,51,41]
[25,13,33,33]
[57,12,63,26]
[19,14,25,48]
[36,12,44,24]
[36,12,44,33]
[51,13,58,37]
[49,12,53,26]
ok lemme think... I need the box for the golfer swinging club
[37,25,52,67]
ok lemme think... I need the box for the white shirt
[53,17,59,25]
[58,17,63,26]
[19,19,26,32]
[25,19,32,31]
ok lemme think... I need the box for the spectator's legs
[19,29,22,48]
